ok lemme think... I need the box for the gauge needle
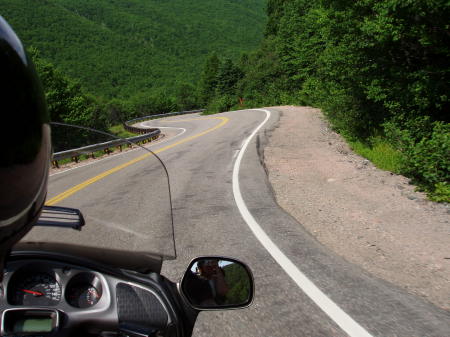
[21,289,43,296]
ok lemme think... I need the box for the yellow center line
[46,116,229,206]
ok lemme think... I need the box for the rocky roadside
[263,106,450,311]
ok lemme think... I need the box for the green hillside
[1,0,266,98]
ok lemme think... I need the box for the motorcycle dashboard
[0,257,173,336]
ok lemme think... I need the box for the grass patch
[56,157,72,166]
[201,110,221,115]
[428,182,450,203]
[347,137,404,174]
[108,124,136,138]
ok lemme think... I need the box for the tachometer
[65,272,103,308]
[9,273,61,306]
[67,285,101,308]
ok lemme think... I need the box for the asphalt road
[23,109,450,336]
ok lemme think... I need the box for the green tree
[198,53,220,105]
[235,0,449,199]
[130,90,176,119]
[175,82,198,110]
[29,48,106,130]
[2,0,266,99]
[265,0,289,37]
[237,37,286,105]
[216,58,243,96]
[223,263,251,305]
[106,98,132,125]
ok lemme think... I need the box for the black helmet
[0,16,51,274]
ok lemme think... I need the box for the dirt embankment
[264,106,450,310]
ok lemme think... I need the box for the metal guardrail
[125,109,206,125]
[52,109,205,168]
[52,130,160,167]
[123,109,205,133]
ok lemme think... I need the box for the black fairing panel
[117,283,168,329]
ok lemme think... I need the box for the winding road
[22,109,450,336]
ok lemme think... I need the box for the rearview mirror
[180,257,254,310]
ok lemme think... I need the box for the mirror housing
[180,256,254,310]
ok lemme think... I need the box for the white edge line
[232,108,373,337]
[50,127,186,177]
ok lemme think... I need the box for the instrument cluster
[3,262,104,309]
[0,260,113,336]
[0,258,172,336]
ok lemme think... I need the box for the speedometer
[9,273,61,306]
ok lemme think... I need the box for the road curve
[25,110,450,336]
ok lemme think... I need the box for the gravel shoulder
[263,106,450,310]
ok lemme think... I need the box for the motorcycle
[0,123,254,337]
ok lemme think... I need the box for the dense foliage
[223,263,251,305]
[1,0,266,99]
[200,0,449,201]
[30,49,106,129]
[29,49,111,150]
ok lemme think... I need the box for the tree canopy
[1,0,267,99]
[199,0,449,201]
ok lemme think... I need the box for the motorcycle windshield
[17,123,175,272]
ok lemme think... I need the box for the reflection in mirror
[181,257,253,310]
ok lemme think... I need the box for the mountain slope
[1,0,266,98]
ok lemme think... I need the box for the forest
[2,0,448,201]
[198,0,449,202]
[1,0,266,98]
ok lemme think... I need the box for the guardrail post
[52,121,165,166]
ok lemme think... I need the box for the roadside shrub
[400,122,450,199]
[206,95,236,114]
[429,182,450,203]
